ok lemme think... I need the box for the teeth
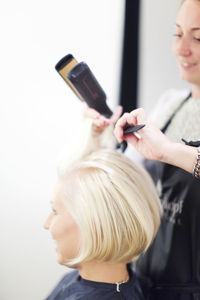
[182,62,195,67]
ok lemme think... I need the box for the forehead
[52,177,77,206]
[177,0,200,28]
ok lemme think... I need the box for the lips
[180,61,197,69]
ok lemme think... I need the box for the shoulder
[58,269,79,287]
[45,270,79,300]
[45,269,144,300]
[149,88,190,128]
[126,268,145,300]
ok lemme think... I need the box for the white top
[150,88,200,143]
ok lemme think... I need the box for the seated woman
[44,119,162,300]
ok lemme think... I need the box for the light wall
[138,0,190,112]
[0,1,124,299]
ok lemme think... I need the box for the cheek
[50,216,78,240]
[49,217,63,240]
[194,48,200,60]
[50,216,82,263]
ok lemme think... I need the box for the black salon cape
[45,268,145,300]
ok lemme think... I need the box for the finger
[129,108,147,124]
[115,109,148,143]
[125,133,139,145]
[114,125,123,143]
[110,106,123,124]
[114,113,129,142]
[126,113,138,126]
[84,107,101,119]
[115,112,133,128]
[93,117,110,128]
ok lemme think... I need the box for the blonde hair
[59,149,162,267]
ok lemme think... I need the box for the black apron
[136,94,200,300]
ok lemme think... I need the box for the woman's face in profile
[44,183,81,266]
[173,0,200,86]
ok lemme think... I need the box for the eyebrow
[175,23,200,31]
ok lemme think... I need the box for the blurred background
[0,0,188,299]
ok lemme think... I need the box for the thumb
[110,105,123,124]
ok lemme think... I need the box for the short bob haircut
[58,149,162,267]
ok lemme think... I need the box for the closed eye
[52,208,58,215]
[173,33,182,38]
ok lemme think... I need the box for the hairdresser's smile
[180,61,198,69]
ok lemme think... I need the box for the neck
[78,261,129,284]
[191,85,200,99]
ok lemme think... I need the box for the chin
[180,72,198,84]
[67,263,78,269]
[57,252,78,269]
[57,253,65,265]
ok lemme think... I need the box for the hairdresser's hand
[114,108,172,161]
[84,105,123,134]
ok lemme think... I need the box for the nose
[176,36,192,57]
[43,213,53,230]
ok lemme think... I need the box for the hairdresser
[87,0,200,299]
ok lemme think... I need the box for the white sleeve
[149,88,190,129]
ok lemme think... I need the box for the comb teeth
[55,54,74,71]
